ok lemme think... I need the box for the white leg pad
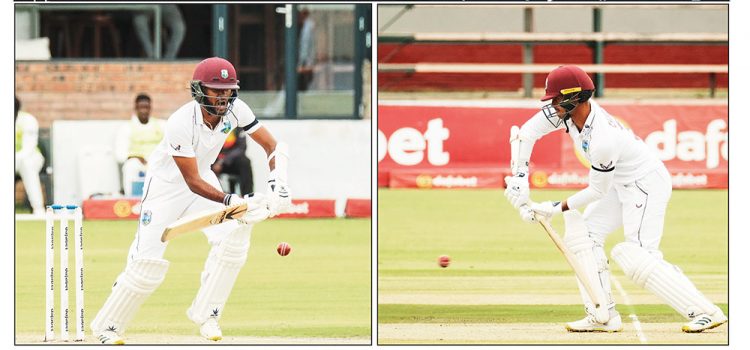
[563,210,614,320]
[90,258,170,335]
[611,242,719,319]
[187,224,252,325]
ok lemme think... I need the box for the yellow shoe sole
[682,319,727,333]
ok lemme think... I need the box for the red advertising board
[377,105,562,169]
[82,198,142,220]
[345,199,372,218]
[390,167,505,189]
[378,102,727,189]
[275,199,337,218]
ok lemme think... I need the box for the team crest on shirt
[221,120,232,134]
[141,210,152,226]
[582,140,590,153]
[221,69,229,79]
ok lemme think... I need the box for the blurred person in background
[264,6,318,116]
[115,93,165,197]
[133,4,186,59]
[212,128,254,195]
[15,96,45,215]
[297,6,316,91]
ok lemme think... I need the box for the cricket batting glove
[268,169,292,217]
[224,193,244,206]
[504,175,530,209]
[530,201,563,220]
[239,193,271,225]
[519,204,537,223]
[267,142,292,217]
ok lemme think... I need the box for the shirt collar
[573,99,597,139]
[580,99,598,132]
[193,102,202,126]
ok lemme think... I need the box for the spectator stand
[379,6,727,98]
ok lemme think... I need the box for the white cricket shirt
[518,99,663,209]
[147,99,261,183]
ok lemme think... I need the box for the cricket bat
[161,202,248,242]
[534,213,610,324]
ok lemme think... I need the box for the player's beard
[213,104,227,116]
[207,98,229,117]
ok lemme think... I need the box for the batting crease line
[611,276,648,344]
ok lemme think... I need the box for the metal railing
[379,32,728,44]
[378,63,728,97]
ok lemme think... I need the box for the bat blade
[161,202,248,242]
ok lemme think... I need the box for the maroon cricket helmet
[192,57,240,90]
[541,65,595,101]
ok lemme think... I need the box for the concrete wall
[51,119,371,204]
[379,5,727,34]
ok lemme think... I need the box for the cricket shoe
[566,311,623,333]
[95,329,125,345]
[682,309,727,333]
[200,317,223,341]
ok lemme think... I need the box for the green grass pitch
[378,189,728,344]
[15,217,371,341]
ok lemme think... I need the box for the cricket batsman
[90,57,291,344]
[504,65,727,333]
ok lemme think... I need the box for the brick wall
[15,61,200,128]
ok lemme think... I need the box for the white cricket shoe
[95,329,125,345]
[566,311,623,333]
[682,309,727,333]
[200,317,223,341]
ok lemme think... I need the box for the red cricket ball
[438,255,450,268]
[277,242,292,256]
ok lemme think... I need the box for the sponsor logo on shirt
[170,143,181,151]
[599,160,613,170]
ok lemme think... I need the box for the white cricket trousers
[583,164,672,253]
[126,171,240,262]
[15,151,45,214]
